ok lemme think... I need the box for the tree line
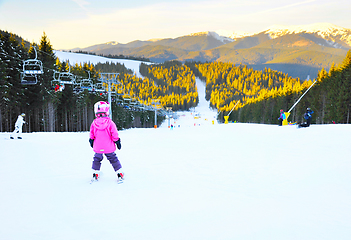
[2,29,350,133]
[186,51,351,124]
[139,61,199,110]
[228,51,351,124]
[0,31,161,133]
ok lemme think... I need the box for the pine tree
[340,50,351,70]
[0,31,27,131]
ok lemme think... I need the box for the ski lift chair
[58,72,76,85]
[21,59,44,85]
[21,72,38,85]
[52,71,75,92]
[93,82,105,92]
[21,46,44,85]
[80,78,94,91]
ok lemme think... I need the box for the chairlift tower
[165,107,173,128]
[98,73,120,119]
[151,99,161,128]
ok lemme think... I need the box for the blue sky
[0,0,350,49]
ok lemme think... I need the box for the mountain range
[69,23,351,79]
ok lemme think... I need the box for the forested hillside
[0,31,162,132]
[0,31,198,133]
[1,29,350,133]
[139,61,198,110]
[219,51,351,124]
[185,61,313,123]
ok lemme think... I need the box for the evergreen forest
[0,31,162,132]
[1,30,351,134]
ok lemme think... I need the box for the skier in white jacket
[11,113,26,139]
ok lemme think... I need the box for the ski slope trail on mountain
[161,78,218,128]
[54,50,148,78]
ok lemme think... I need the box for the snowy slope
[215,29,252,40]
[163,78,218,128]
[54,50,149,78]
[1,63,351,239]
[1,121,351,239]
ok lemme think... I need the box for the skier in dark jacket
[298,108,314,128]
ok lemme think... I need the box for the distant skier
[89,101,124,183]
[10,113,26,139]
[278,109,286,126]
[298,108,314,128]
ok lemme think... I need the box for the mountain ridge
[65,23,351,79]
[70,23,351,50]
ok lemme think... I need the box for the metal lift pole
[99,73,120,120]
[108,79,112,117]
[288,79,317,113]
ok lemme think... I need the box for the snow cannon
[224,116,229,124]
[283,112,290,126]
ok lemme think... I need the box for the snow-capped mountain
[207,31,235,44]
[188,31,235,44]
[72,23,351,52]
[215,29,253,40]
[214,23,351,48]
[65,23,350,80]
[189,30,252,43]
[192,23,351,50]
[263,23,351,48]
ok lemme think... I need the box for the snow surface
[215,29,253,40]
[2,52,351,240]
[54,50,149,78]
[2,88,351,240]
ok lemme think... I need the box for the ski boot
[91,171,100,183]
[116,169,124,184]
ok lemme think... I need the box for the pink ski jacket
[89,117,119,153]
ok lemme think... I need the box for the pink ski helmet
[94,101,110,117]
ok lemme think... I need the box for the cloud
[45,0,351,49]
[252,0,317,14]
[70,0,90,11]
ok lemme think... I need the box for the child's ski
[90,178,98,184]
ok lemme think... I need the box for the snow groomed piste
[1,51,351,240]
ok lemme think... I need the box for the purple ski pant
[92,152,122,172]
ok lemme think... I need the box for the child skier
[278,109,286,126]
[89,101,124,183]
[10,113,26,139]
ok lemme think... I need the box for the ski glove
[115,138,121,150]
[89,138,94,148]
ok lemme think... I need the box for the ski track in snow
[1,52,351,240]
